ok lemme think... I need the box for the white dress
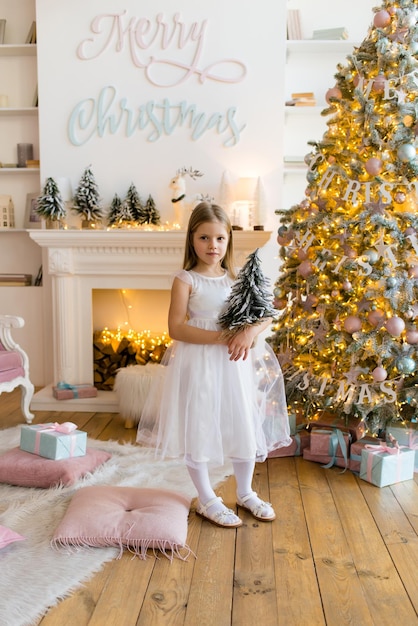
[136,269,291,467]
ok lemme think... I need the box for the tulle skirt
[136,318,291,468]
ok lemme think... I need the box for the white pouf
[114,364,160,428]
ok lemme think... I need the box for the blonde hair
[183,202,236,278]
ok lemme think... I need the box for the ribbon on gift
[319,428,350,471]
[364,442,403,484]
[34,422,77,455]
[57,381,80,398]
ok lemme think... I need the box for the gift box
[310,427,351,458]
[359,445,415,487]
[303,447,348,470]
[349,437,383,473]
[288,407,307,436]
[386,422,418,472]
[20,423,87,460]
[307,410,366,442]
[53,383,98,400]
[268,431,310,458]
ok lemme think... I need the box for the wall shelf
[0,168,40,174]
[287,40,359,54]
[0,107,38,116]
[0,44,36,56]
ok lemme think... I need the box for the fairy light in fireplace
[98,289,171,365]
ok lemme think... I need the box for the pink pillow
[0,447,111,488]
[51,485,192,561]
[0,524,25,549]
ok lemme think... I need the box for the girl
[137,202,291,528]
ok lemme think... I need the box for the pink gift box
[53,383,98,400]
[268,431,310,458]
[307,411,366,442]
[303,448,348,470]
[310,427,351,458]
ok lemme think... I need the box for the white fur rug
[0,426,232,626]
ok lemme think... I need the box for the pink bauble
[365,157,383,176]
[298,260,313,278]
[342,280,352,291]
[373,10,391,28]
[406,329,418,344]
[372,75,386,93]
[344,315,362,333]
[372,366,388,382]
[343,246,357,259]
[277,235,290,246]
[409,265,418,278]
[305,294,319,308]
[368,309,385,327]
[297,248,308,261]
[385,316,405,336]
[274,298,287,310]
[325,87,342,104]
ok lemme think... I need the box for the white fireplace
[29,229,271,412]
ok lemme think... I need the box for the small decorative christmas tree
[142,194,161,225]
[124,183,145,223]
[72,166,103,223]
[35,177,66,223]
[107,194,134,227]
[218,248,277,338]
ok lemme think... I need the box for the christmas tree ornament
[408,265,418,278]
[363,249,379,264]
[372,366,388,382]
[397,143,416,162]
[368,309,385,327]
[394,191,406,204]
[218,249,276,338]
[342,280,352,291]
[297,260,313,278]
[325,86,342,104]
[365,157,383,176]
[373,10,391,28]
[344,316,362,334]
[385,316,405,336]
[386,277,398,288]
[405,329,418,345]
[396,356,416,374]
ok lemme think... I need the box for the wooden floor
[1,389,418,626]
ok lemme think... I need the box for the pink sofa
[0,315,34,423]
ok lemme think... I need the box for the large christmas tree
[269,0,418,433]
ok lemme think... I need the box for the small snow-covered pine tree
[218,248,276,337]
[107,194,134,226]
[142,194,161,225]
[35,177,66,221]
[125,183,145,223]
[72,166,103,221]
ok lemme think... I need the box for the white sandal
[237,492,276,522]
[196,496,243,528]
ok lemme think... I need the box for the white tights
[187,459,256,513]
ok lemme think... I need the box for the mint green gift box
[359,446,415,488]
[20,423,87,460]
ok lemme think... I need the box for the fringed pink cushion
[0,447,112,488]
[51,485,192,561]
[0,525,25,549]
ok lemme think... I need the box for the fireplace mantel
[29,229,272,412]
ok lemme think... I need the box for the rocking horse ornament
[170,166,204,228]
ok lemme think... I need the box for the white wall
[36,1,287,235]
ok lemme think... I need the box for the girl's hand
[227,327,258,361]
